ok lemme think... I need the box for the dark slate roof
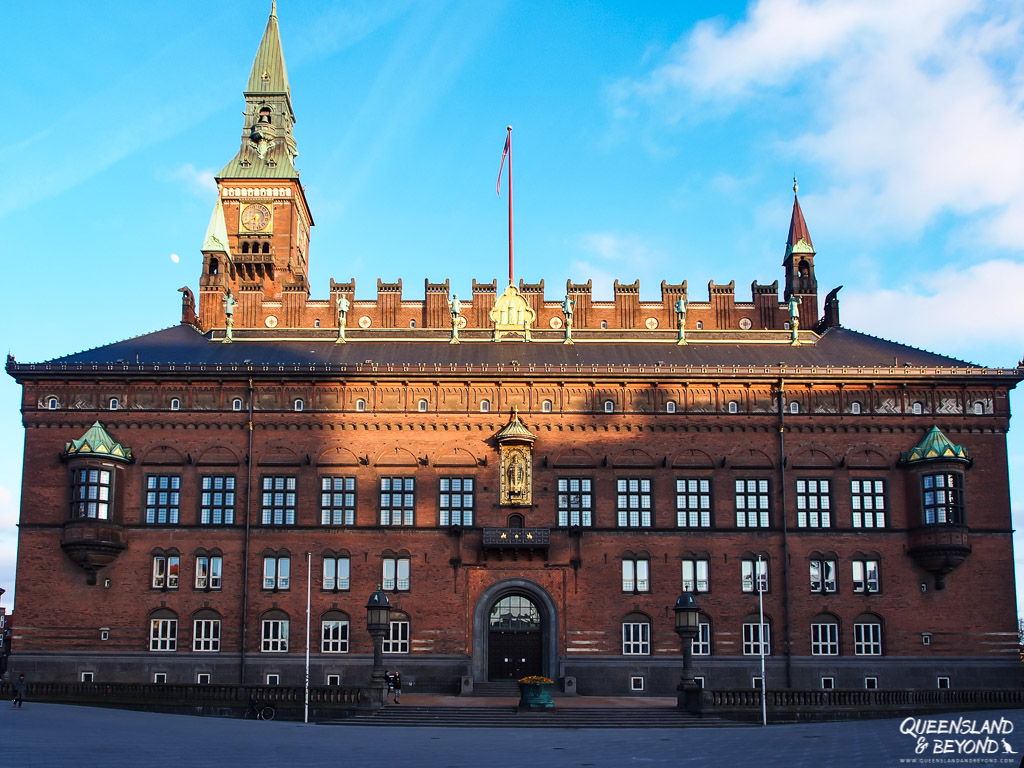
[15,323,985,371]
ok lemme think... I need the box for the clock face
[240,203,271,232]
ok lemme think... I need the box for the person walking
[392,671,402,704]
[12,673,26,709]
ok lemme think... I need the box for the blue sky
[1,0,1023,614]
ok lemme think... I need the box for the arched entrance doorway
[488,595,541,680]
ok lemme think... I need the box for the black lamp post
[673,592,701,711]
[365,585,391,706]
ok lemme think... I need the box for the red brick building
[6,6,1022,695]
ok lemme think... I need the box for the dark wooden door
[488,629,542,680]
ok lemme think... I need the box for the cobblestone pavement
[4,702,1024,767]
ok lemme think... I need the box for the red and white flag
[497,130,510,195]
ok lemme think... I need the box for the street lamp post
[673,592,701,712]
[365,585,392,708]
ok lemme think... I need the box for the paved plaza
[4,701,1024,767]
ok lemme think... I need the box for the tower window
[242,242,250,254]
[209,257,219,275]
[696,321,703,330]
[263,242,270,254]
[314,319,321,328]
[410,320,416,328]
[601,321,608,329]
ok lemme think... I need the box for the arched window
[604,400,614,413]
[742,613,771,656]
[850,401,862,414]
[696,321,703,330]
[666,400,677,414]
[480,399,490,413]
[692,614,712,656]
[261,609,290,653]
[149,608,178,652]
[542,400,553,413]
[810,613,840,656]
[727,401,738,414]
[192,609,221,653]
[314,319,320,328]
[109,397,119,410]
[321,610,350,653]
[601,321,608,329]
[410,320,416,328]
[789,401,799,414]
[417,399,428,412]
[294,399,304,412]
[232,398,243,412]
[853,613,883,656]
[622,612,651,655]
[356,399,366,412]
[383,610,410,653]
[209,257,219,275]
[47,397,59,410]
[912,402,923,415]
[241,242,250,254]
[262,242,270,254]
[507,513,524,529]
[973,402,984,415]
[170,398,180,411]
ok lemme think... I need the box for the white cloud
[170,253,180,264]
[171,163,218,198]
[612,0,1024,246]
[572,233,666,299]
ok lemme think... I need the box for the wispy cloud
[170,163,218,198]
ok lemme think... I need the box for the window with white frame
[742,621,771,655]
[480,399,490,412]
[321,613,350,653]
[145,474,181,524]
[676,478,712,527]
[864,677,878,689]
[261,616,289,652]
[922,472,964,525]
[153,672,167,684]
[973,402,984,415]
[232,398,243,411]
[170,398,180,411]
[417,399,428,412]
[356,398,367,412]
[542,399,553,413]
[681,559,709,593]
[266,674,280,685]
[604,400,615,413]
[796,479,831,527]
[622,557,650,593]
[741,558,768,593]
[851,479,886,528]
[854,621,882,655]
[821,677,835,690]
[622,619,651,655]
[152,555,179,589]
[109,397,120,410]
[809,558,837,593]
[72,467,112,519]
[616,478,652,527]
[197,673,211,684]
[263,556,290,590]
[937,677,950,689]
[47,396,59,409]
[811,619,840,655]
[321,476,356,525]
[439,477,474,526]
[195,555,222,590]
[261,475,297,525]
[789,401,799,414]
[912,401,923,415]
[149,616,177,651]
[735,478,770,528]
[201,475,236,525]
[294,398,304,411]
[666,400,677,413]
[850,401,862,414]
[383,616,410,653]
[728,401,738,414]
[193,616,221,652]
[692,622,711,655]
[557,477,593,526]
[383,556,410,591]
[326,674,340,685]
[380,477,415,526]
[323,555,350,591]
[81,671,95,682]
[852,559,880,593]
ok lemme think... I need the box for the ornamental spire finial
[793,175,798,195]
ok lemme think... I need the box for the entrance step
[469,681,522,697]
[324,706,744,729]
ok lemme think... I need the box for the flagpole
[507,125,513,285]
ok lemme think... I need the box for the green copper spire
[900,426,970,464]
[218,2,299,180]
[202,197,231,256]
[64,422,133,463]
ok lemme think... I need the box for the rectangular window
[681,559,710,593]
[795,479,831,527]
[676,478,712,527]
[922,473,965,524]
[81,671,95,683]
[937,677,950,689]
[851,479,886,528]
[621,559,650,593]
[852,560,880,593]
[821,677,835,690]
[263,556,290,590]
[266,674,280,685]
[200,475,235,525]
[439,477,475,526]
[326,674,341,686]
[72,468,112,519]
[323,556,350,591]
[854,623,882,655]
[152,556,179,589]
[380,477,415,526]
[197,673,211,685]
[735,479,771,528]
[193,619,221,652]
[692,622,711,656]
[321,620,350,653]
[155,673,167,684]
[742,623,770,655]
[195,556,222,590]
[809,559,837,593]
[741,559,768,593]
[262,476,297,525]
[811,623,839,655]
[383,557,410,591]
[320,476,356,526]
[622,622,651,655]
[557,477,593,526]
[616,478,652,527]
[145,474,181,524]
[261,619,289,652]
[865,677,878,689]
[383,620,409,653]
[149,618,177,651]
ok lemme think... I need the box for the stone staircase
[468,681,522,697]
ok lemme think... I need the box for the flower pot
[518,681,555,709]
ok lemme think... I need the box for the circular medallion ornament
[739,318,752,330]
[457,316,468,329]
[550,316,563,329]
[358,315,372,328]
[265,315,278,328]
[240,203,271,232]
[645,317,659,330]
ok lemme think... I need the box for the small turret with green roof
[900,425,969,464]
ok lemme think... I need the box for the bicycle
[244,698,276,721]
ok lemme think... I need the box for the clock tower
[198,1,313,331]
